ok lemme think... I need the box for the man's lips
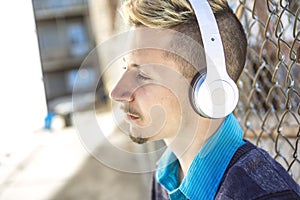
[120,105,141,121]
[126,112,140,120]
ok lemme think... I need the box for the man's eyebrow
[128,63,140,68]
[122,57,140,69]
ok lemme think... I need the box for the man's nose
[110,73,135,102]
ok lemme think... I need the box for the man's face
[111,48,191,144]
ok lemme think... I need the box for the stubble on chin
[129,134,149,144]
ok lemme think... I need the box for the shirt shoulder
[216,141,300,200]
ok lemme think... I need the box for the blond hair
[121,0,247,81]
[122,0,230,28]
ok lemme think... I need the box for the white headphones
[188,0,239,118]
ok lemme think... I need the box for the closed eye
[137,73,151,81]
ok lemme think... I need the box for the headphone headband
[189,0,227,81]
[188,0,239,118]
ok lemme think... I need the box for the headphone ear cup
[190,71,239,118]
[189,71,207,117]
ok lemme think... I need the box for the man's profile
[110,0,300,199]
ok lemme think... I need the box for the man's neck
[164,118,224,177]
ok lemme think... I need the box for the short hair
[121,0,247,81]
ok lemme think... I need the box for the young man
[111,0,300,199]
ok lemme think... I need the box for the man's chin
[129,134,149,144]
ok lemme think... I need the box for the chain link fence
[229,0,300,183]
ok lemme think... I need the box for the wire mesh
[229,0,300,183]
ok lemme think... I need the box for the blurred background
[0,0,299,200]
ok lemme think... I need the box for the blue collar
[156,114,245,200]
